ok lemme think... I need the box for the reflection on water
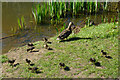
[1,2,118,54]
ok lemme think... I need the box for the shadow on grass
[35,71,43,74]
[60,37,93,42]
[95,62,101,67]
[30,63,35,66]
[105,55,113,59]
[30,50,39,53]
[64,66,70,71]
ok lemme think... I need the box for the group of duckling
[7,21,112,75]
[8,59,19,67]
[7,22,77,73]
[26,59,42,73]
[7,58,42,73]
[89,50,112,67]
[27,43,35,52]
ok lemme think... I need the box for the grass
[1,22,118,78]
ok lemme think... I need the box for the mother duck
[57,22,75,40]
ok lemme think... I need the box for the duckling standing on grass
[28,67,39,73]
[59,63,65,69]
[8,59,16,66]
[44,44,49,49]
[57,22,75,41]
[101,50,107,56]
[43,44,52,50]
[28,43,34,47]
[27,47,35,52]
[89,58,96,63]
[43,38,48,43]
[26,59,31,65]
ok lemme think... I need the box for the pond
[1,2,118,54]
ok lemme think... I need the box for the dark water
[1,2,118,54]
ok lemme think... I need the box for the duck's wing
[58,29,72,39]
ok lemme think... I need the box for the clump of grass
[0,55,8,63]
[17,16,26,30]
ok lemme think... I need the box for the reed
[32,1,109,25]
[17,16,25,30]
[114,16,116,25]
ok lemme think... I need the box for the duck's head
[67,22,75,30]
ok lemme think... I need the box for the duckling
[43,38,48,43]
[43,37,52,44]
[28,67,39,73]
[89,58,96,63]
[26,59,31,64]
[59,63,65,69]
[8,59,16,66]
[13,63,20,67]
[27,47,35,52]
[28,43,34,47]
[44,44,49,49]
[43,44,52,50]
[101,50,107,56]
[57,22,75,40]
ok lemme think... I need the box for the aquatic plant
[17,16,26,30]
[32,1,109,25]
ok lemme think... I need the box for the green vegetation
[2,22,118,78]
[0,55,8,63]
[17,16,26,30]
[32,1,112,25]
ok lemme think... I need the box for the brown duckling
[28,43,34,47]
[59,63,65,69]
[28,67,39,73]
[101,50,107,55]
[57,22,75,40]
[26,59,31,64]
[89,58,96,63]
[43,38,48,43]
[43,44,52,50]
[8,59,16,66]
[27,47,35,52]
[44,44,49,49]
[13,63,20,67]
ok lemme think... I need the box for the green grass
[0,55,8,63]
[1,22,118,78]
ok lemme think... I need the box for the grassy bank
[1,22,118,78]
